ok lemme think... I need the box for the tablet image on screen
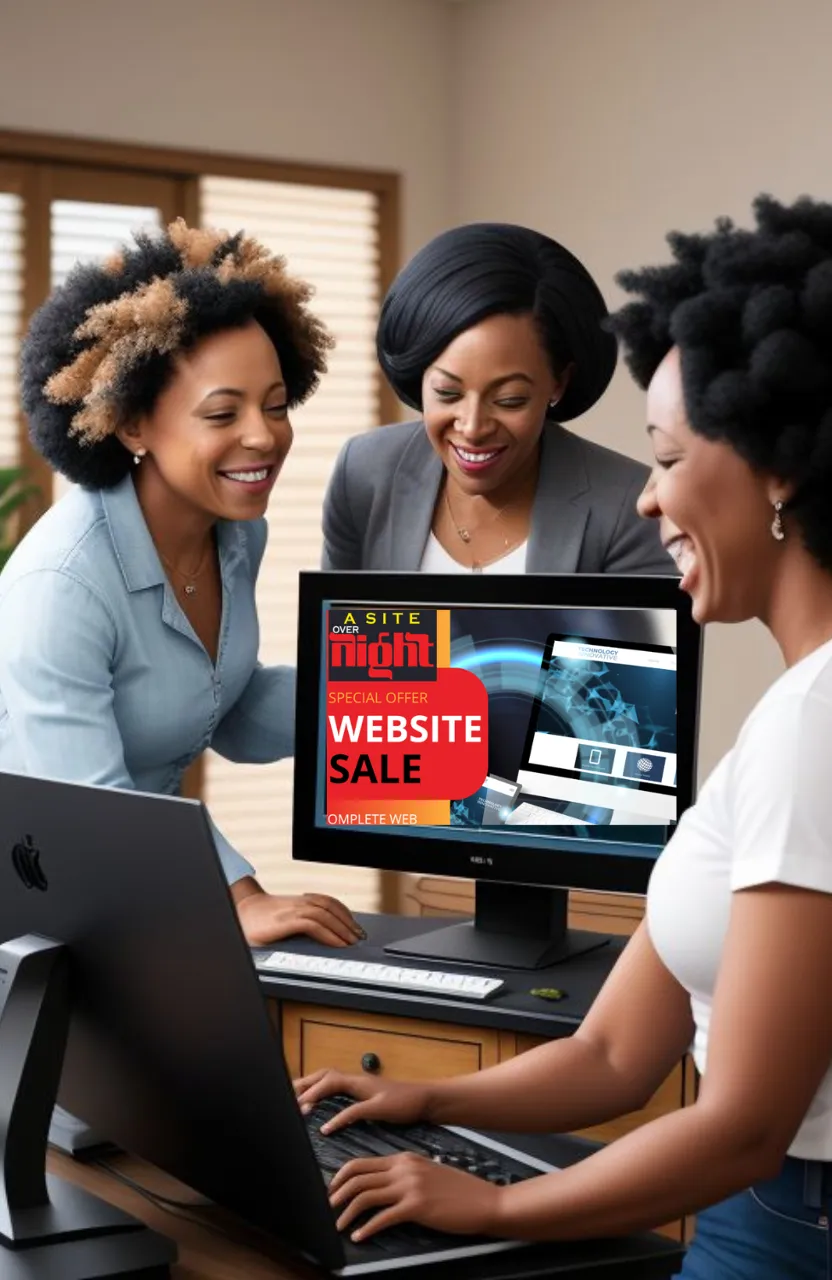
[515,633,677,827]
[450,774,522,829]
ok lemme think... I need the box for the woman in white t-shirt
[295,194,832,1277]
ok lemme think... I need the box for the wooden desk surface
[47,1150,321,1280]
[255,913,627,1037]
[47,1144,685,1280]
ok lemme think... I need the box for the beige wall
[450,0,832,776]
[0,0,453,260]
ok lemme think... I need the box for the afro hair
[21,219,333,488]
[608,194,832,571]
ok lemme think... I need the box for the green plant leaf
[0,467,39,570]
[0,486,36,524]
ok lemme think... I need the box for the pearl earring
[133,449,146,466]
[771,499,785,542]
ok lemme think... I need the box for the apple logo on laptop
[11,834,48,892]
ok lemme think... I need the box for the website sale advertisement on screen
[325,607,488,826]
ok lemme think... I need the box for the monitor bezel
[293,572,702,898]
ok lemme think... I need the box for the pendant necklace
[443,486,525,572]
[160,542,211,597]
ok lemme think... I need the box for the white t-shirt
[418,532,528,574]
[648,637,832,1159]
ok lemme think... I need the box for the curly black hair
[21,220,333,488]
[376,223,618,423]
[608,194,832,570]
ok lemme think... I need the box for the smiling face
[120,320,292,522]
[638,347,787,624]
[421,312,569,496]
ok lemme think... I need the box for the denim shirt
[0,474,295,883]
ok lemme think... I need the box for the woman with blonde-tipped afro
[0,219,364,949]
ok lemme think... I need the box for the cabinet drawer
[283,1003,499,1081]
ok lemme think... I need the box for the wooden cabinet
[278,999,694,1244]
[278,885,694,1243]
[283,1003,500,1081]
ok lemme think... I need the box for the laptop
[0,772,561,1276]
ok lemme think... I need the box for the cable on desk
[92,1157,238,1245]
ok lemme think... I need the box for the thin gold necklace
[443,485,518,543]
[160,542,211,597]
[443,486,526,571]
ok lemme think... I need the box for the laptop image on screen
[0,771,565,1277]
[512,632,678,829]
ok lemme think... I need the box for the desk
[257,912,627,1036]
[47,1138,685,1280]
[258,913,697,1243]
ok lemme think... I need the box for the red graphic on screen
[324,607,487,814]
[326,667,488,801]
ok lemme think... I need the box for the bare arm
[491,883,832,1240]
[327,885,832,1243]
[427,923,693,1132]
[300,923,695,1135]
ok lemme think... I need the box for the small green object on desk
[529,987,567,1001]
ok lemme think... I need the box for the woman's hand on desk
[294,1069,431,1130]
[235,890,363,947]
[328,1153,502,1243]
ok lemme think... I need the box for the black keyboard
[305,1094,538,1261]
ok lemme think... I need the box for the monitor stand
[0,934,176,1278]
[384,881,611,971]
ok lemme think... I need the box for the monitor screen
[294,573,701,902]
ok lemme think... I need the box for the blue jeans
[678,1156,832,1278]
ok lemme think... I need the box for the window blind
[200,176,382,912]
[51,200,162,289]
[0,191,23,467]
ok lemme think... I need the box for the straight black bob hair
[376,222,618,422]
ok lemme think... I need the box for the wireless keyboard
[255,951,505,1001]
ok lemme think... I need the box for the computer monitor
[293,572,702,970]
[0,773,342,1274]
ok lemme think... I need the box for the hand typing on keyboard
[327,1142,505,1243]
[294,1076,536,1243]
[294,1067,430,1133]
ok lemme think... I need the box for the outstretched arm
[297,921,693,1136]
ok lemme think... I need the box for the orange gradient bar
[436,609,450,668]
[325,799,449,827]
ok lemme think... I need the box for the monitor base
[0,935,176,1277]
[384,881,611,971]
[386,919,609,970]
[0,1224,175,1278]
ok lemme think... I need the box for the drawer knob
[361,1052,381,1074]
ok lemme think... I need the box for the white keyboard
[256,951,504,1001]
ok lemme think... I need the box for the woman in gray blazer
[322,223,671,576]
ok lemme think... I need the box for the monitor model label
[325,607,489,825]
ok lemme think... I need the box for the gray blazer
[322,419,672,574]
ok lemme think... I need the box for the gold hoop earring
[771,499,785,542]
